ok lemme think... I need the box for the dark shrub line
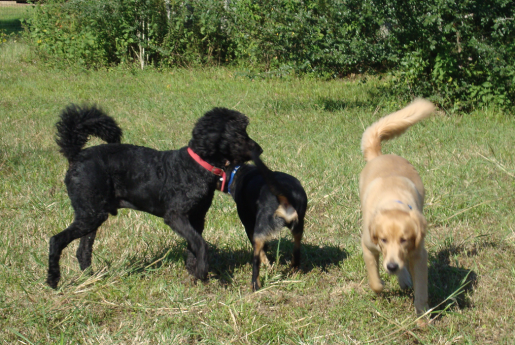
[25,0,515,110]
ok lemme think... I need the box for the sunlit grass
[1,40,515,343]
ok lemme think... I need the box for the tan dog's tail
[361,99,435,162]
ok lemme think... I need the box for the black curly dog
[47,105,261,289]
[223,148,307,290]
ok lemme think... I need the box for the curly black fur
[47,105,260,289]
[223,148,308,291]
[55,104,122,162]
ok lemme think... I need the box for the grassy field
[1,38,515,344]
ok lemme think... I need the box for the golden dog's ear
[410,211,427,249]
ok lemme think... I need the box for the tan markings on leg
[260,250,270,267]
[293,232,302,249]
[291,231,303,267]
[254,238,265,256]
[253,238,265,289]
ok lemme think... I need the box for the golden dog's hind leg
[409,248,429,316]
[362,240,384,293]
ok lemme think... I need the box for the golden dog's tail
[361,99,435,162]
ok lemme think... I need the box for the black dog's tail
[251,148,298,224]
[56,104,122,162]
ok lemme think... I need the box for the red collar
[187,147,227,191]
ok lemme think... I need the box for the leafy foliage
[386,0,515,110]
[23,0,515,110]
[26,0,167,67]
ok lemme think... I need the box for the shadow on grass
[314,97,372,112]
[0,19,24,35]
[91,235,347,289]
[427,242,479,313]
[208,238,349,284]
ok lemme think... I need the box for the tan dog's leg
[409,247,429,316]
[362,239,384,293]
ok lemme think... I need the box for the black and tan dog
[47,105,260,289]
[222,149,307,290]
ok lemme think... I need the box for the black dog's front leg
[165,212,209,281]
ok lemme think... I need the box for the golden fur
[359,99,434,316]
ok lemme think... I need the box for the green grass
[1,42,515,344]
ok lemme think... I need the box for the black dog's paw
[195,260,209,281]
[185,251,198,275]
[46,273,60,289]
[185,250,208,281]
[252,279,261,292]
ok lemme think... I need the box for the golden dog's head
[370,209,427,274]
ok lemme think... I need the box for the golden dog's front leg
[409,247,429,316]
[362,239,384,293]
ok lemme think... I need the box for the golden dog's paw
[370,280,385,294]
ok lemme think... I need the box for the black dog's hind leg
[76,230,98,271]
[47,215,107,289]
[165,212,209,281]
[241,219,270,268]
[252,237,266,291]
[291,218,304,268]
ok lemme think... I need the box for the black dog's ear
[254,143,263,156]
[251,144,263,160]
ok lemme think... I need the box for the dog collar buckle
[211,167,222,175]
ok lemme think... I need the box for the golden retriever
[359,99,434,316]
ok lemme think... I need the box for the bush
[386,0,515,110]
[226,0,395,77]
[24,0,515,110]
[26,0,167,67]
[161,0,234,67]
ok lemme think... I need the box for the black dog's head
[189,107,262,167]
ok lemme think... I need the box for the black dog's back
[232,167,306,236]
